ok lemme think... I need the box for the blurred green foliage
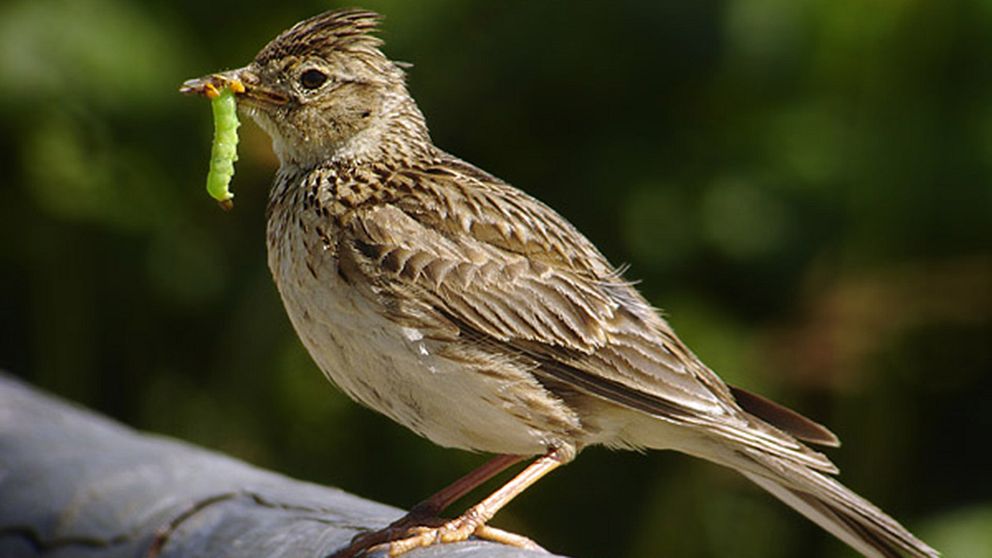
[2,1,990,556]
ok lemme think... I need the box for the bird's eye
[300,69,328,90]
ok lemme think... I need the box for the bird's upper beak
[180,67,288,106]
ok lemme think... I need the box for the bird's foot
[471,525,546,551]
[328,511,444,558]
[330,510,545,557]
[331,452,563,557]
[372,512,545,556]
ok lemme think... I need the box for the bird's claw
[329,514,544,557]
[370,517,545,556]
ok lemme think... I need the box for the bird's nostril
[239,70,260,86]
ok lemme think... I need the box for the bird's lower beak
[180,67,288,105]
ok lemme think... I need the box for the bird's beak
[180,67,288,106]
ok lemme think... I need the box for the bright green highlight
[206,88,239,209]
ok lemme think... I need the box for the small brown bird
[182,9,938,558]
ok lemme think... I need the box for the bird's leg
[407,453,525,519]
[330,454,524,558]
[380,448,566,556]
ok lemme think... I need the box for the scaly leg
[330,454,525,558]
[380,449,565,556]
[409,454,525,518]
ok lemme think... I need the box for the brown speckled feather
[329,153,838,471]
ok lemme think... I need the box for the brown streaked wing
[340,200,729,420]
[337,160,835,470]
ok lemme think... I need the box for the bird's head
[182,9,430,167]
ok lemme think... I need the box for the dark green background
[2,1,990,556]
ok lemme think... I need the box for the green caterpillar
[206,86,240,210]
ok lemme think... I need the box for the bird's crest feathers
[255,8,384,64]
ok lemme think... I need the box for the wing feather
[338,157,833,470]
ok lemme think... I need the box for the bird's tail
[727,447,938,558]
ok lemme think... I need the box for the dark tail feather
[729,385,840,447]
[736,449,938,558]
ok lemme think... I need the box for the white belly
[267,209,564,455]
